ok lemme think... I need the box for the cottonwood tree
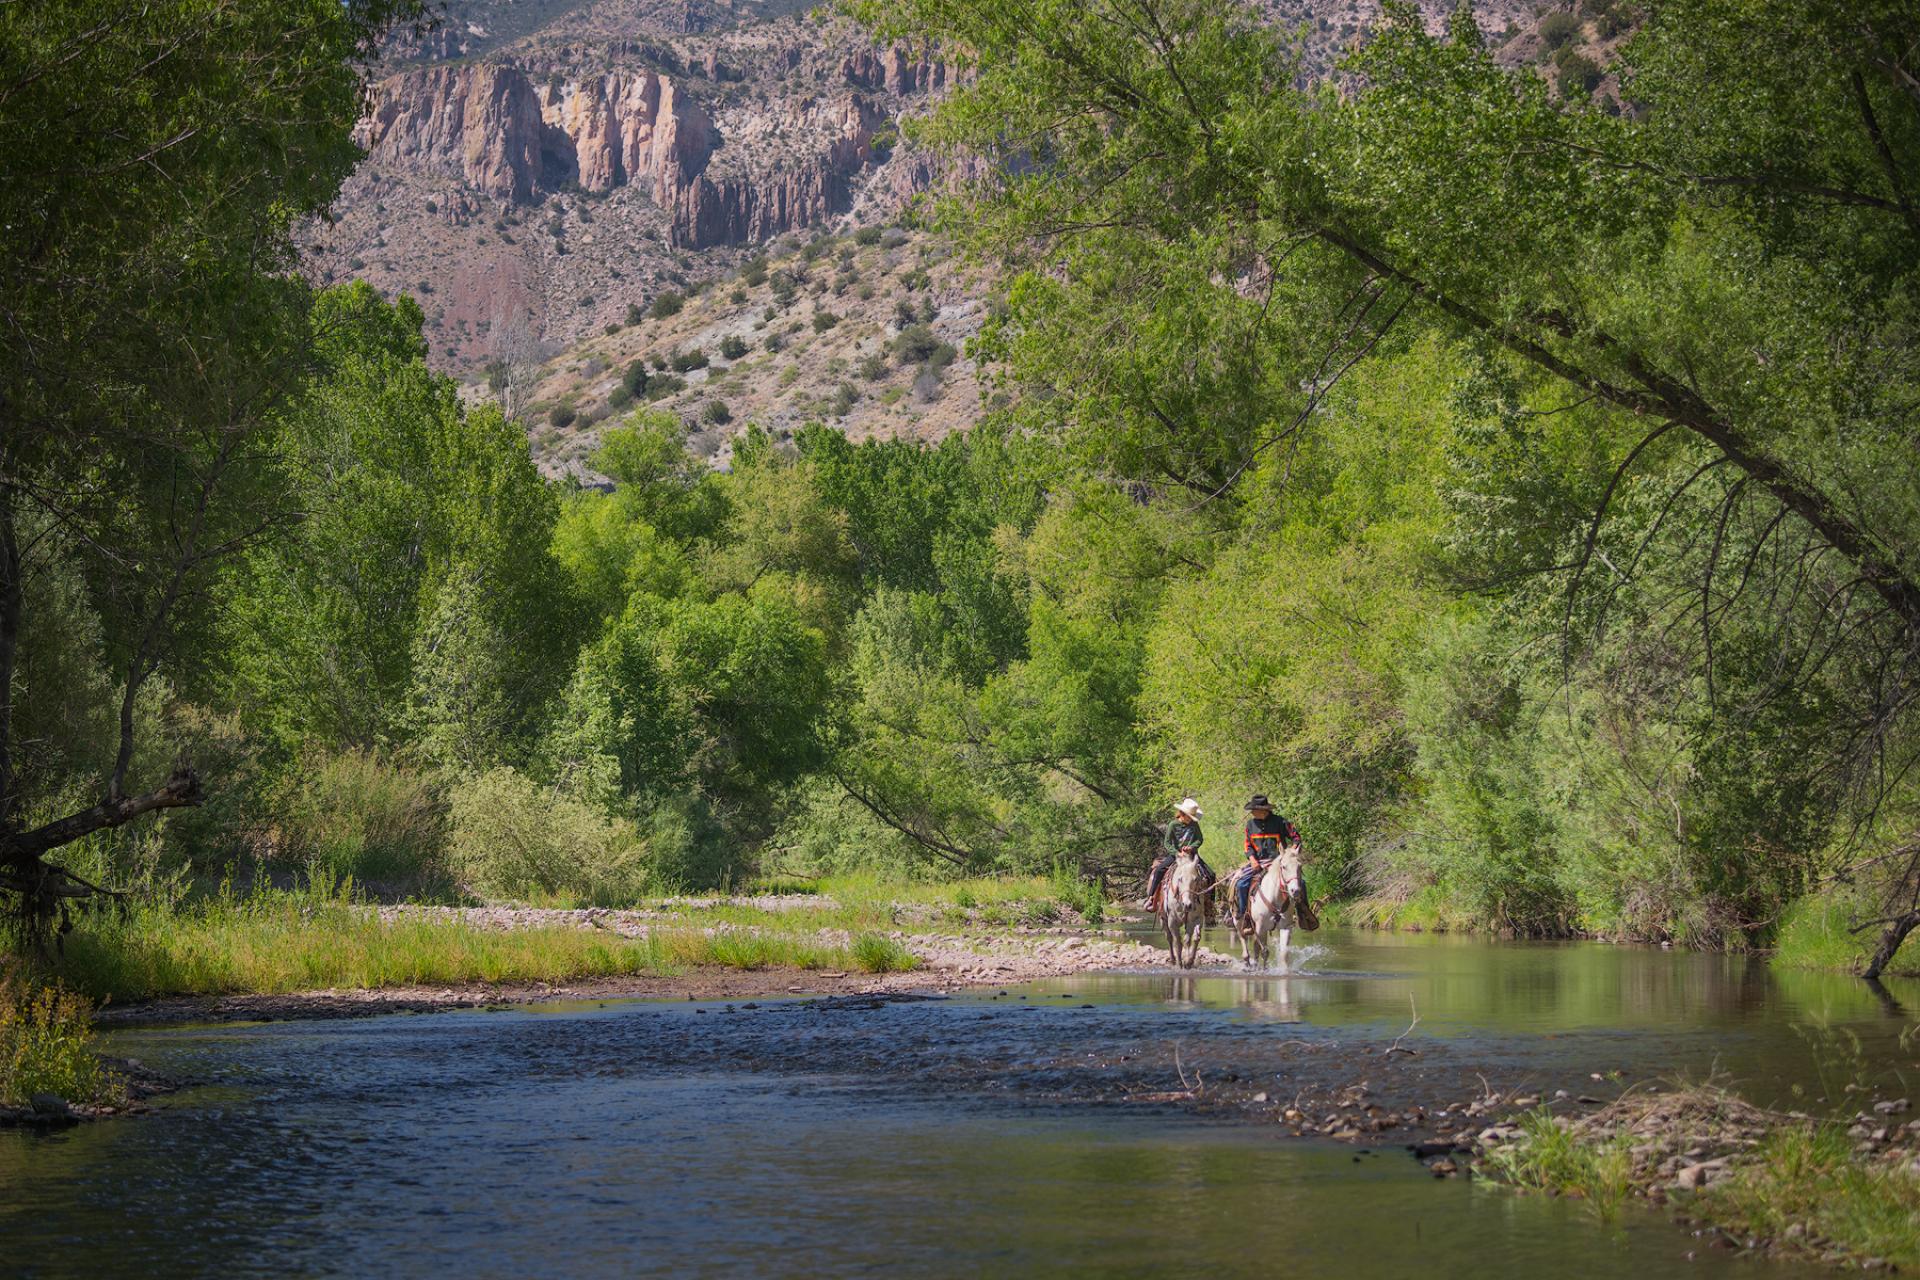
[850,0,1920,965]
[0,0,423,932]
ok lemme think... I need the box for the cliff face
[353,40,941,250]
[358,63,547,203]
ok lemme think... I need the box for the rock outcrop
[358,63,546,202]
[355,46,939,250]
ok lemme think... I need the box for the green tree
[0,0,421,917]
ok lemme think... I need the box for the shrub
[891,323,943,365]
[625,303,644,326]
[811,309,840,332]
[644,373,686,400]
[858,352,890,380]
[608,384,634,410]
[719,334,749,359]
[272,750,449,895]
[1539,11,1582,49]
[449,768,650,903]
[1555,51,1603,96]
[622,359,650,397]
[651,353,669,370]
[670,347,709,373]
[1,968,105,1106]
[853,225,884,246]
[603,324,621,337]
[830,382,859,417]
[741,256,769,287]
[649,290,684,319]
[550,402,577,429]
[702,399,732,424]
[764,333,785,354]
[579,294,596,308]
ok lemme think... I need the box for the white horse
[1157,852,1206,969]
[1239,844,1306,969]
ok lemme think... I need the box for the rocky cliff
[352,34,940,251]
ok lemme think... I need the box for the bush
[741,257,769,287]
[449,768,650,903]
[669,348,709,373]
[811,309,840,332]
[853,225,884,246]
[702,399,732,425]
[718,334,749,359]
[1,969,106,1106]
[891,323,943,365]
[608,384,634,410]
[649,290,684,319]
[1539,11,1582,49]
[830,382,859,417]
[273,750,450,895]
[625,303,644,326]
[622,359,650,397]
[857,352,890,380]
[764,333,785,354]
[644,373,687,400]
[1555,51,1603,96]
[550,402,577,429]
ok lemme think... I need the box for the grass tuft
[1701,1125,1920,1268]
[850,935,919,973]
[1481,1108,1636,1220]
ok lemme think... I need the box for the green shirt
[1161,818,1203,858]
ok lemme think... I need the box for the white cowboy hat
[1174,797,1203,818]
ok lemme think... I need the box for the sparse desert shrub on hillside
[730,288,747,305]
[894,298,917,328]
[741,256,769,286]
[891,323,943,365]
[901,267,931,291]
[857,352,890,380]
[580,294,596,308]
[608,384,634,410]
[625,302,644,325]
[702,400,732,425]
[1539,11,1582,49]
[649,290,684,319]
[603,324,620,336]
[854,225,884,246]
[831,382,858,417]
[1555,50,1602,95]
[812,310,840,332]
[644,374,686,400]
[623,360,650,396]
[880,227,909,249]
[550,402,577,429]
[670,348,709,372]
[765,333,785,354]
[719,334,749,359]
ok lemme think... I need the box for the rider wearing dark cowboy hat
[1230,794,1307,934]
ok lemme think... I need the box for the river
[3,928,1914,1278]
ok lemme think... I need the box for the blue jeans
[1234,863,1272,919]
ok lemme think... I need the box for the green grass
[41,888,866,1004]
[1701,1126,1920,1267]
[850,935,919,974]
[1773,892,1919,977]
[1480,1108,1637,1220]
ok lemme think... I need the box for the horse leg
[1275,925,1291,970]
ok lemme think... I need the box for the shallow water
[2,928,1914,1278]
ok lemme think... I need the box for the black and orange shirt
[1244,814,1297,863]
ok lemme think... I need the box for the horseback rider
[1231,794,1306,934]
[1145,797,1216,912]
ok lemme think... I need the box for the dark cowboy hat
[1245,794,1274,811]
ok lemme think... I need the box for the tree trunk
[1863,912,1918,980]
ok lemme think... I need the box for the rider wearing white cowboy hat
[1144,797,1217,915]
